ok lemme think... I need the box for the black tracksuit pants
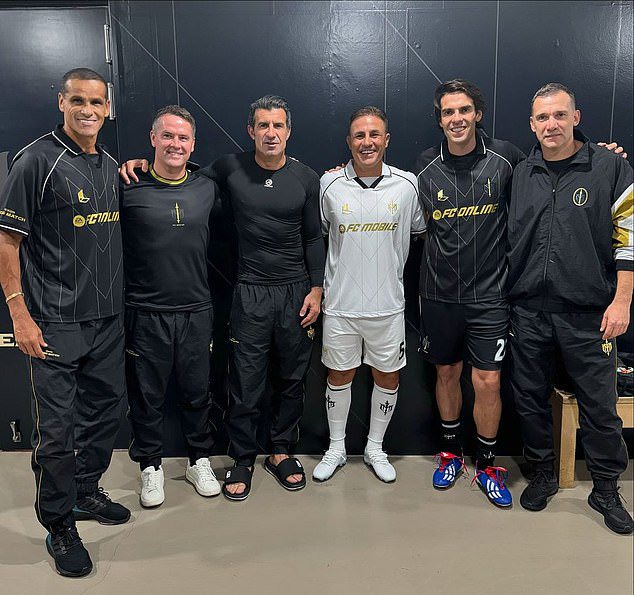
[29,314,125,530]
[125,308,214,468]
[227,281,314,466]
[509,305,628,482]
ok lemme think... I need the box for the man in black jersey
[0,68,129,578]
[121,96,325,500]
[508,83,633,534]
[415,80,525,507]
[121,106,220,508]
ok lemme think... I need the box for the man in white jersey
[314,106,425,482]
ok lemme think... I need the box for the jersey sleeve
[404,172,426,235]
[0,150,46,236]
[302,171,326,286]
[611,157,633,270]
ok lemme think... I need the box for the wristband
[5,291,24,304]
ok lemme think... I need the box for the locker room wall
[1,1,632,457]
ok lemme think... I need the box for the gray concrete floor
[0,451,632,594]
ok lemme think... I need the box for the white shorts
[321,312,406,373]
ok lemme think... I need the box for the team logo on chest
[264,178,273,188]
[484,178,494,198]
[342,203,352,215]
[171,202,185,226]
[437,189,449,202]
[77,189,90,203]
[572,187,588,207]
[387,200,398,214]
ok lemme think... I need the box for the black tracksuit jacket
[507,130,633,312]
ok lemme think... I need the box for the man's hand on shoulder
[597,142,628,160]
[324,163,346,174]
[119,159,149,184]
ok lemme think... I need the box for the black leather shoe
[520,468,559,511]
[74,487,131,525]
[46,524,92,578]
[588,488,633,535]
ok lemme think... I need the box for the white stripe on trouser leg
[325,381,352,452]
[366,384,398,451]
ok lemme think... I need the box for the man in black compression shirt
[0,68,129,578]
[415,80,525,508]
[121,95,325,500]
[121,106,220,508]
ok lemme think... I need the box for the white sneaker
[313,449,346,482]
[140,466,165,508]
[363,448,396,483]
[186,458,221,497]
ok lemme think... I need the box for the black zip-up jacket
[507,130,633,312]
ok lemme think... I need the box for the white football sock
[325,380,352,452]
[366,384,398,451]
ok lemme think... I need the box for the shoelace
[530,468,556,487]
[142,469,162,490]
[471,466,508,489]
[435,452,467,475]
[51,526,81,554]
[194,460,216,481]
[321,449,344,465]
[595,488,628,510]
[366,449,390,465]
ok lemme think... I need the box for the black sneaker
[46,524,92,578]
[520,468,559,511]
[74,487,131,525]
[588,488,633,535]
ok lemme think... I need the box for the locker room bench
[552,388,634,488]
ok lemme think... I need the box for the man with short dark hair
[508,82,633,534]
[415,79,525,507]
[314,106,425,483]
[0,67,129,578]
[121,105,220,508]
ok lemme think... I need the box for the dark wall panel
[1,1,631,456]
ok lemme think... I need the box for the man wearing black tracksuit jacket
[508,83,633,534]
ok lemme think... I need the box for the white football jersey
[320,161,425,317]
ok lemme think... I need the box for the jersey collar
[440,130,486,163]
[344,160,392,185]
[526,128,590,170]
[51,124,106,156]
[149,164,189,185]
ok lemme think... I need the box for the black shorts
[419,298,509,370]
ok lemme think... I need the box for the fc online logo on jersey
[572,187,588,206]
[77,189,90,203]
[437,189,449,201]
[73,211,120,228]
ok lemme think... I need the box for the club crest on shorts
[380,400,393,415]
[420,335,430,354]
[264,178,273,188]
[572,187,588,207]
[602,339,613,356]
[307,326,315,340]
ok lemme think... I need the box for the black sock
[440,418,463,455]
[475,434,496,469]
